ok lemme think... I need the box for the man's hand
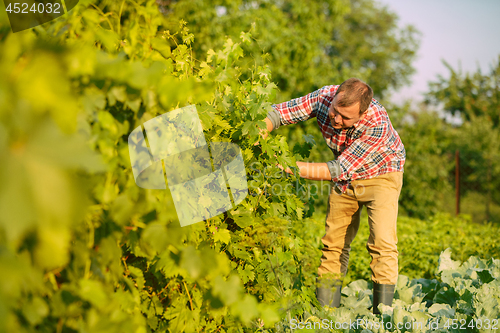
[253,117,274,146]
[275,158,332,181]
[276,163,292,174]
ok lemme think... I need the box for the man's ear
[359,109,369,120]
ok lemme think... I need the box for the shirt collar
[353,105,374,129]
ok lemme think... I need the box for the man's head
[329,78,373,129]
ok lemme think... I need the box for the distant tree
[452,116,500,221]
[426,57,500,127]
[394,105,455,219]
[161,0,420,101]
[426,57,500,222]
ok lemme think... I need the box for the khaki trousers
[318,172,403,285]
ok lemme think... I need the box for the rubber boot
[372,283,395,314]
[316,278,342,308]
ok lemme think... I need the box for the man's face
[328,92,366,129]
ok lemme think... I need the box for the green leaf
[428,303,455,318]
[83,87,107,116]
[476,269,494,284]
[257,303,280,328]
[342,279,369,297]
[95,28,120,51]
[110,194,134,225]
[231,210,255,228]
[125,98,142,112]
[212,275,243,306]
[270,202,285,216]
[128,266,145,290]
[296,207,303,220]
[34,227,71,270]
[433,286,459,307]
[302,134,316,146]
[22,297,49,326]
[438,248,461,273]
[239,31,252,44]
[78,279,109,309]
[157,251,183,278]
[181,246,204,279]
[141,223,169,254]
[230,294,259,325]
[474,283,500,318]
[237,265,255,284]
[108,86,127,106]
[151,37,171,58]
[241,120,253,135]
[213,229,231,244]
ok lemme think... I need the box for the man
[259,78,405,314]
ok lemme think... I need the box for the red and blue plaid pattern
[272,85,406,193]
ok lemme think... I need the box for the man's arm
[255,85,331,145]
[279,162,332,181]
[255,92,340,180]
[260,109,341,181]
[256,117,331,181]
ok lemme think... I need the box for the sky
[375,0,500,105]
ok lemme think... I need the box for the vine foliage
[0,1,320,332]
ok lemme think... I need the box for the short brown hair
[335,78,374,115]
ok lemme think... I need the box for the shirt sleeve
[332,123,388,181]
[266,107,282,130]
[271,85,335,126]
[326,160,342,180]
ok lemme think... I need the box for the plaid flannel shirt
[271,85,406,193]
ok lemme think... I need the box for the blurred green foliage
[0,0,319,331]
